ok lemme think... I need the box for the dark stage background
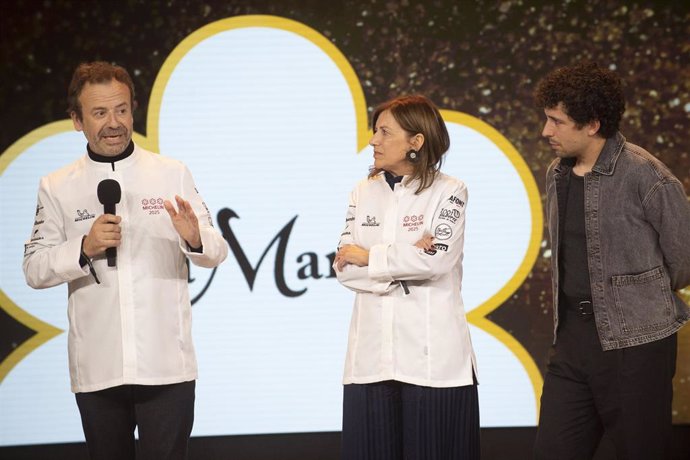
[1,0,689,458]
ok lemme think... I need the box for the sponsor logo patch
[438,207,461,223]
[201,200,213,226]
[448,195,465,207]
[424,243,449,256]
[361,215,380,227]
[402,214,424,232]
[74,209,96,222]
[434,223,452,240]
[142,197,165,215]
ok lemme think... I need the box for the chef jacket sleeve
[369,181,467,282]
[23,176,90,288]
[335,187,395,295]
[177,166,228,268]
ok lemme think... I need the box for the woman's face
[369,110,415,176]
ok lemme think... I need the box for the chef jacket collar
[86,140,137,171]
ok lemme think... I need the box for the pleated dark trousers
[342,380,480,460]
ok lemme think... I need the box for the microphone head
[97,179,121,205]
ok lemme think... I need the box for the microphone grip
[103,203,117,267]
[106,247,117,267]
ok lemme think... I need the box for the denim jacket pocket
[611,266,674,334]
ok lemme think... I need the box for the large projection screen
[1,2,689,448]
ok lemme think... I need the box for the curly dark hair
[534,61,625,138]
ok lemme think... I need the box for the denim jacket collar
[592,132,625,176]
[553,132,626,177]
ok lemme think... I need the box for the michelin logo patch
[75,209,96,222]
[361,215,380,227]
[402,214,424,232]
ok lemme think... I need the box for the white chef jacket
[23,144,228,393]
[336,172,477,388]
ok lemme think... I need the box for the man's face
[71,79,133,156]
[541,103,594,159]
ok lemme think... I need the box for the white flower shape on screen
[0,16,542,444]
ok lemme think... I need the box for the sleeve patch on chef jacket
[447,195,465,208]
[434,223,452,240]
[437,207,461,224]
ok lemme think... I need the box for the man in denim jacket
[533,61,690,460]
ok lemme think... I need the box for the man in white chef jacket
[23,61,228,460]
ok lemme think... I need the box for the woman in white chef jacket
[335,95,479,460]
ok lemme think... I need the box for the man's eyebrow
[90,102,129,112]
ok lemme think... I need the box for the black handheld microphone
[97,179,121,267]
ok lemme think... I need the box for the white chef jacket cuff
[179,234,204,256]
[179,227,227,269]
[61,236,90,279]
[368,243,394,282]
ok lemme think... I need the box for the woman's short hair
[370,95,450,194]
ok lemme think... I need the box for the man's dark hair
[67,61,136,120]
[534,61,625,138]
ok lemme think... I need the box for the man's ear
[587,119,601,137]
[71,111,83,132]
